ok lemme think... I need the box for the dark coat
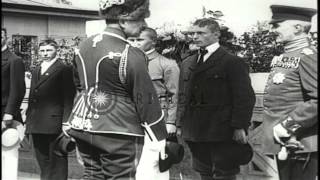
[25,60,76,134]
[1,48,26,123]
[177,47,255,142]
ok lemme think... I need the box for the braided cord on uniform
[119,44,130,85]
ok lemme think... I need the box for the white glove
[278,146,289,160]
[273,123,291,145]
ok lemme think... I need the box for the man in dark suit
[176,18,256,180]
[1,27,26,180]
[25,39,76,180]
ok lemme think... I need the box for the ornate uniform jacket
[147,50,180,125]
[262,37,318,154]
[67,28,167,141]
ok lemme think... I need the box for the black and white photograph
[1,0,317,179]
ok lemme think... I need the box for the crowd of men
[1,0,317,180]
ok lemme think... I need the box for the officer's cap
[270,5,317,24]
[99,0,150,20]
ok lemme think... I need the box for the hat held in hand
[99,0,150,20]
[2,127,20,148]
[159,137,185,172]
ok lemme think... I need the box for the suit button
[34,89,38,93]
[33,99,37,103]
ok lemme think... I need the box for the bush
[236,30,284,72]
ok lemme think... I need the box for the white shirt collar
[41,57,58,75]
[198,42,220,63]
[2,45,8,52]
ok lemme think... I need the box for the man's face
[190,25,219,48]
[271,21,296,43]
[122,19,147,37]
[1,30,7,48]
[39,44,57,62]
[130,31,154,52]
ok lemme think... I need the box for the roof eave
[2,2,101,20]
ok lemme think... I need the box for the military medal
[273,72,286,84]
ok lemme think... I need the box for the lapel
[33,65,41,84]
[194,47,226,75]
[35,60,63,88]
[186,54,199,72]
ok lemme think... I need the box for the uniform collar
[146,48,160,60]
[104,27,127,40]
[284,37,310,52]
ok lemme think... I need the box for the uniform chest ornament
[273,72,286,84]
[301,48,314,55]
[270,55,300,69]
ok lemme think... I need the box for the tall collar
[146,49,159,60]
[146,48,156,55]
[203,42,220,54]
[104,27,127,40]
[284,37,310,52]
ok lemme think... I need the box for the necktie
[198,48,208,65]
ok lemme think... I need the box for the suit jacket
[1,48,26,123]
[177,47,255,142]
[25,60,76,134]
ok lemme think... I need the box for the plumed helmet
[99,0,150,20]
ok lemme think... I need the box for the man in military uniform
[130,27,180,180]
[63,0,168,179]
[261,5,317,180]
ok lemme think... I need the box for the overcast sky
[70,0,317,37]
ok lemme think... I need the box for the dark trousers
[187,141,240,180]
[32,134,68,180]
[277,152,318,180]
[71,130,143,180]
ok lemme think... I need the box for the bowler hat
[2,127,20,148]
[159,136,185,172]
[53,133,76,156]
[270,5,317,24]
[99,0,150,20]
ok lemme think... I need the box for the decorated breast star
[273,72,286,84]
[92,91,108,107]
